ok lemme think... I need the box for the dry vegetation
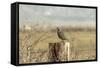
[19,27,96,64]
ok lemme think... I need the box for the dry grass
[19,29,96,64]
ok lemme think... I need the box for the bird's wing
[57,31,66,40]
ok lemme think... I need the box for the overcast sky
[19,4,96,27]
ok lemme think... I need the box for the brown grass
[19,29,96,64]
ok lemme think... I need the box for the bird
[57,27,66,40]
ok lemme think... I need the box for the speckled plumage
[57,27,66,40]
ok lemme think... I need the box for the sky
[19,4,96,27]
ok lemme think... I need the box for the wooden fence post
[48,41,70,62]
[65,42,70,61]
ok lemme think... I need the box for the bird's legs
[60,40,66,45]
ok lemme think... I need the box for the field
[19,28,96,64]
